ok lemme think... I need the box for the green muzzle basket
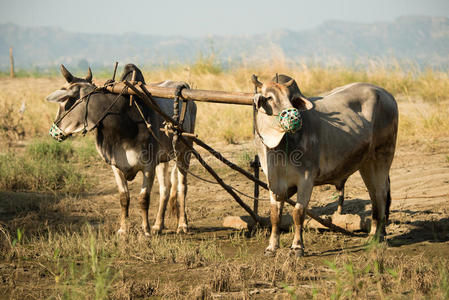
[49,123,67,142]
[278,108,302,133]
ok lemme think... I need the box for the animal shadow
[0,191,100,237]
[311,198,371,216]
[388,217,449,247]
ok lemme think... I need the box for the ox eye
[291,97,305,109]
[64,98,76,110]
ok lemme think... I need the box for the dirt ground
[1,112,449,298]
[97,138,448,297]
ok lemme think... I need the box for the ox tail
[167,164,180,220]
[385,176,391,223]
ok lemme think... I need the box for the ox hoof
[264,247,277,257]
[367,234,385,245]
[151,225,163,235]
[142,225,151,237]
[291,247,305,257]
[176,224,188,234]
[116,228,127,236]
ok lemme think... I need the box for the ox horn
[251,74,263,88]
[86,67,92,82]
[60,64,74,83]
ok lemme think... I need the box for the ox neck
[85,91,129,133]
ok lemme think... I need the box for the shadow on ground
[312,198,371,215]
[0,191,102,236]
[389,217,449,247]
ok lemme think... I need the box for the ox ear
[85,67,92,82]
[284,78,295,87]
[60,64,74,83]
[45,89,76,103]
[292,94,313,111]
[46,89,71,103]
[254,94,268,109]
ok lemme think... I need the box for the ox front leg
[173,153,191,234]
[176,166,189,234]
[265,191,284,256]
[152,163,170,234]
[112,166,130,235]
[292,181,313,257]
[139,168,155,236]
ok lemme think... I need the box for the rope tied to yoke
[171,84,186,161]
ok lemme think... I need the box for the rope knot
[174,85,186,100]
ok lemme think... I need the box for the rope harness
[49,84,128,142]
[49,86,99,141]
[170,85,186,162]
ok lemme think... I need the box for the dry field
[0,64,449,299]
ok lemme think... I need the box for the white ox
[252,75,398,256]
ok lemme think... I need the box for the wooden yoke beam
[106,82,254,105]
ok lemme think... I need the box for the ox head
[252,74,313,148]
[46,65,96,141]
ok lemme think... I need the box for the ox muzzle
[49,123,69,142]
[278,108,302,133]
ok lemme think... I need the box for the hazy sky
[1,0,448,37]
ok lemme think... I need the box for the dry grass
[2,211,448,299]
[1,63,449,299]
[1,63,447,145]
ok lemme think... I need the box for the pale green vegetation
[0,138,96,193]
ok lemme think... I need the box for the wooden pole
[106,82,254,106]
[190,136,269,189]
[129,70,136,106]
[9,47,14,78]
[181,138,262,224]
[251,155,260,215]
[111,62,118,81]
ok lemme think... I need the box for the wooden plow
[103,65,363,235]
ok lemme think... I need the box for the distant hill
[0,15,448,70]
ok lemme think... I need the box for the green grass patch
[26,138,74,161]
[0,138,95,194]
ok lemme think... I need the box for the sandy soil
[97,137,449,242]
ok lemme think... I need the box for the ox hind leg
[359,160,392,241]
[138,167,156,236]
[291,180,314,257]
[151,162,171,234]
[111,166,130,235]
[335,178,347,214]
[265,191,285,256]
